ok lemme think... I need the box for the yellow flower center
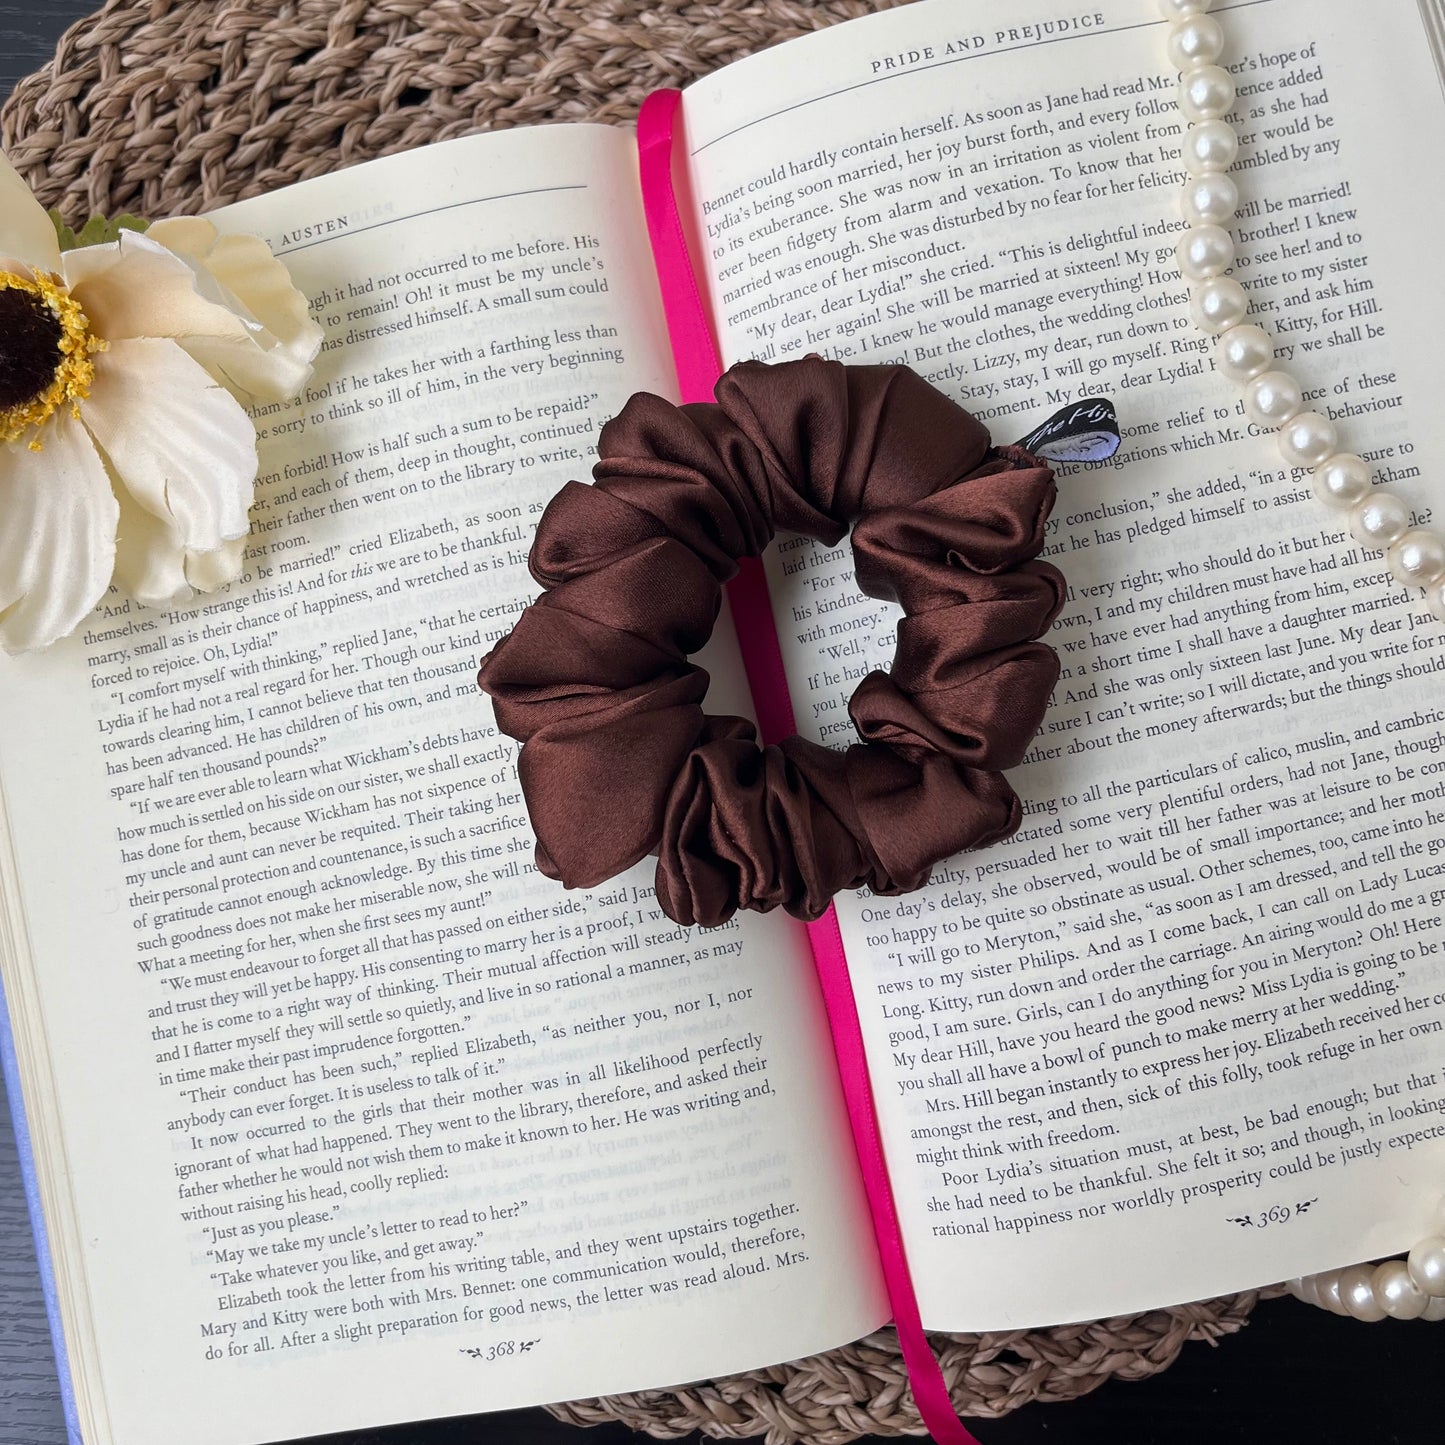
[0,270,103,448]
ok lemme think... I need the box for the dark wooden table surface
[3,4,1443,1443]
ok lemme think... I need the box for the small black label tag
[1015,397,1121,465]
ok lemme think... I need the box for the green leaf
[49,210,151,253]
[47,209,77,252]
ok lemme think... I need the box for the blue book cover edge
[0,966,85,1445]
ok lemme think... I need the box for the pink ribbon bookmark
[637,87,981,1445]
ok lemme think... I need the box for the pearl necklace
[1159,0,1445,1321]
[1163,0,1445,621]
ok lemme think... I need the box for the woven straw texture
[3,2,1276,1438]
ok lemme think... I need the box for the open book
[3,1,1445,1441]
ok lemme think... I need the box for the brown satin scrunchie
[476,358,1065,928]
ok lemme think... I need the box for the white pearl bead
[1180,172,1238,226]
[1340,1264,1387,1321]
[1159,0,1212,17]
[1278,412,1339,469]
[1179,65,1235,121]
[1375,1259,1430,1320]
[1190,276,1249,334]
[1316,1272,1349,1316]
[1177,225,1234,279]
[1216,324,1273,381]
[1167,15,1225,69]
[1349,491,1412,552]
[1388,529,1445,588]
[1311,453,1372,509]
[1242,370,1304,427]
[1183,119,1238,173]
[1424,1294,1445,1322]
[1409,1237,1445,1295]
[1429,577,1445,626]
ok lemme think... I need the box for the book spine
[0,969,84,1445]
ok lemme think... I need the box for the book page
[0,126,884,1445]
[684,0,1445,1328]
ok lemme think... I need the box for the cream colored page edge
[0,787,108,1437]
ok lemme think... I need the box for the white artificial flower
[0,151,322,652]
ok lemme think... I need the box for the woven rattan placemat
[2,2,1276,1437]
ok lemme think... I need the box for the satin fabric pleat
[478,357,1063,927]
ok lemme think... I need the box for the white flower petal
[114,495,249,610]
[82,338,256,552]
[61,231,258,349]
[186,535,248,594]
[0,413,117,653]
[0,149,62,272]
[138,217,215,257]
[145,219,323,402]
[112,487,192,609]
